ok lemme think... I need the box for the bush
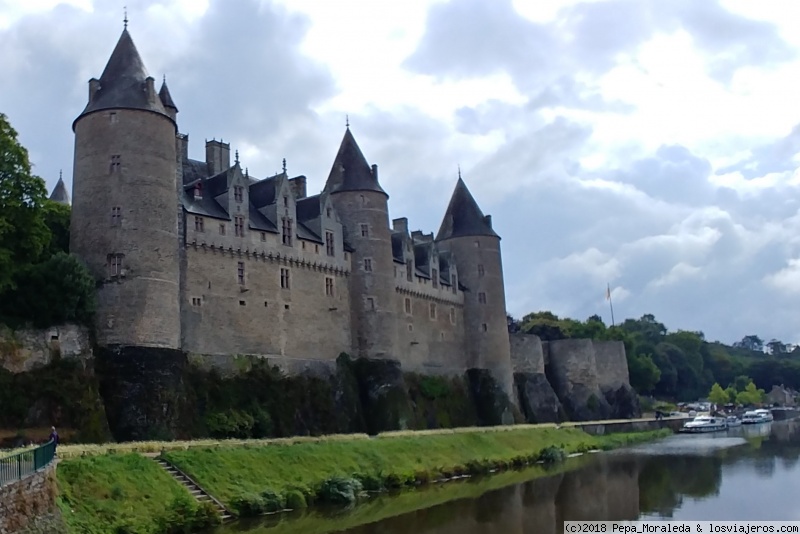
[317,476,363,505]
[284,489,307,510]
[354,473,384,492]
[538,446,566,464]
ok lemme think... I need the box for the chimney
[392,217,408,234]
[289,176,307,200]
[88,78,100,102]
[145,76,156,102]
[484,215,492,229]
[371,164,379,182]
[177,134,189,163]
[205,139,230,175]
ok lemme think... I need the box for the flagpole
[607,283,615,327]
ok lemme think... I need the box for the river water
[212,420,800,534]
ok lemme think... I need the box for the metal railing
[0,440,57,488]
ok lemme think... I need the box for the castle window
[194,183,203,200]
[108,253,123,277]
[280,268,290,289]
[366,297,375,310]
[192,297,202,306]
[478,292,487,304]
[302,241,306,250]
[261,232,266,242]
[283,195,289,207]
[481,323,488,332]
[234,186,244,203]
[327,207,332,218]
[364,258,373,272]
[235,216,245,237]
[450,307,456,324]
[194,216,204,232]
[408,323,413,332]
[237,261,245,285]
[109,112,117,124]
[432,269,438,288]
[474,240,480,248]
[109,154,121,173]
[360,194,365,206]
[219,223,226,235]
[239,300,246,306]
[285,304,290,310]
[360,224,369,238]
[264,301,269,307]
[315,244,320,254]
[451,274,457,294]
[325,231,335,256]
[404,297,412,315]
[429,303,436,320]
[282,217,293,246]
[477,264,485,277]
[325,277,334,297]
[111,206,121,226]
[407,261,413,282]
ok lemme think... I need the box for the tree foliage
[707,383,729,406]
[0,113,95,328]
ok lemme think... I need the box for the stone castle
[53,27,639,427]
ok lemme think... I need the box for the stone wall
[0,324,92,374]
[0,463,65,534]
[545,339,611,420]
[181,247,352,368]
[593,340,629,391]
[509,334,545,374]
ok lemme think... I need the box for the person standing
[49,426,59,449]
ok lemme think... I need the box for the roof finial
[59,169,63,180]
[345,114,349,129]
[282,158,287,174]
[458,164,462,180]
[245,167,249,178]
[124,6,128,29]
[235,149,239,164]
[163,74,166,84]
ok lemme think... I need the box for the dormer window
[282,217,293,246]
[234,216,245,237]
[194,183,203,200]
[432,268,438,288]
[283,195,289,207]
[234,186,244,203]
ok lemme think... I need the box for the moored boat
[741,410,773,424]
[680,415,728,433]
[726,416,741,427]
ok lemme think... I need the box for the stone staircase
[153,457,234,524]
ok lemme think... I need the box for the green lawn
[165,427,668,511]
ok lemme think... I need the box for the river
[210,419,800,534]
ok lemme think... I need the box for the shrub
[231,493,267,517]
[354,473,384,492]
[284,489,307,510]
[538,446,566,464]
[317,476,363,505]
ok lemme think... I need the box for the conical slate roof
[74,29,171,127]
[159,79,178,111]
[49,175,70,205]
[324,128,386,195]
[436,178,499,241]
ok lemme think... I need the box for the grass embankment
[56,426,669,533]
[57,454,220,534]
[165,426,670,515]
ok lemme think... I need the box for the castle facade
[66,28,515,395]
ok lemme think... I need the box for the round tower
[325,127,399,360]
[436,177,514,396]
[70,28,180,349]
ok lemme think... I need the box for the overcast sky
[1,0,799,346]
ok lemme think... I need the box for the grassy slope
[57,453,197,534]
[165,427,667,506]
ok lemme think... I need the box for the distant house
[766,385,796,406]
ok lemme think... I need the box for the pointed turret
[158,77,178,113]
[49,172,70,205]
[436,178,498,241]
[74,28,171,129]
[324,128,386,196]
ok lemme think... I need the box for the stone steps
[154,458,234,523]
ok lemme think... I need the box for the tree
[42,200,70,255]
[629,353,661,394]
[767,339,788,356]
[736,381,766,406]
[708,383,728,406]
[734,335,764,352]
[0,113,51,291]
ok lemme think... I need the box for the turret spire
[436,177,498,241]
[124,6,128,29]
[324,127,386,195]
[49,170,70,205]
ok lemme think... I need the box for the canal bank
[55,425,669,533]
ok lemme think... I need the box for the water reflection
[214,420,800,534]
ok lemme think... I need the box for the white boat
[726,416,741,427]
[741,409,773,424]
[681,415,728,433]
